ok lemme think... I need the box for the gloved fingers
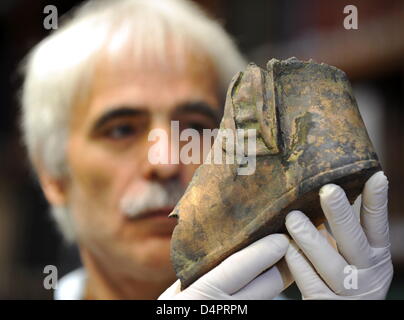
[353,194,362,220]
[160,279,230,300]
[285,210,348,294]
[158,279,181,300]
[320,184,373,268]
[177,281,231,300]
[285,241,334,299]
[231,265,285,300]
[317,223,337,250]
[198,233,289,295]
[360,171,390,249]
[276,257,294,289]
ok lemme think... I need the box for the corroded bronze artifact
[170,57,381,289]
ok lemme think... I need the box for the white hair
[20,0,246,241]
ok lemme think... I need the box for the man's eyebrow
[92,107,148,131]
[173,101,222,123]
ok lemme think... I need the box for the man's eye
[106,124,137,139]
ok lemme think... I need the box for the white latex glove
[285,171,393,300]
[159,234,292,300]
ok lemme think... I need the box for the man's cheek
[70,196,118,247]
[68,175,114,235]
[182,163,200,185]
[69,153,116,208]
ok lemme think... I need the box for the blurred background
[0,0,403,299]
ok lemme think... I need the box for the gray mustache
[120,181,185,219]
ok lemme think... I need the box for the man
[20,0,393,299]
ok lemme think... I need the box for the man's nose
[142,124,181,181]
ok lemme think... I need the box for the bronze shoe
[170,57,381,289]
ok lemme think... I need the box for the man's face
[65,51,221,284]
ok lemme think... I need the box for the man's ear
[37,168,68,206]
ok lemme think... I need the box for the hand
[159,234,292,300]
[285,171,393,299]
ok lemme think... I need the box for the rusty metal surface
[170,57,381,289]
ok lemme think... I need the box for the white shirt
[54,268,86,300]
